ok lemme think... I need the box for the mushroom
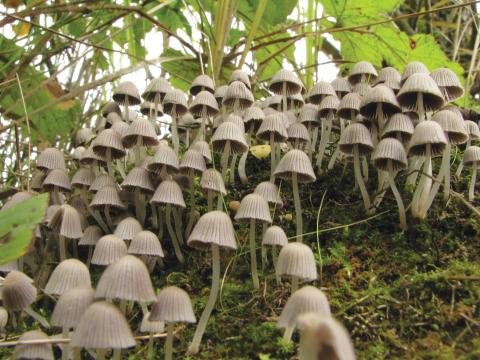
[463,146,480,201]
[317,95,340,171]
[375,66,401,92]
[269,69,303,112]
[13,330,54,360]
[330,77,351,99]
[262,225,288,284]
[42,168,71,205]
[80,144,107,171]
[140,310,165,358]
[239,106,265,184]
[147,143,179,181]
[48,204,83,260]
[200,168,227,211]
[36,148,66,171]
[273,149,316,242]
[142,77,171,119]
[45,258,91,296]
[287,122,310,150]
[298,104,320,160]
[122,118,159,166]
[121,167,154,225]
[91,234,128,266]
[113,216,142,246]
[113,81,141,124]
[189,90,219,140]
[92,128,126,177]
[187,211,237,354]
[431,68,464,102]
[457,121,480,178]
[229,69,251,89]
[190,140,212,163]
[348,61,378,85]
[162,89,188,156]
[75,128,94,147]
[190,74,215,95]
[381,113,414,144]
[235,193,272,289]
[149,286,196,360]
[128,230,164,269]
[400,61,430,85]
[89,185,125,231]
[276,242,317,292]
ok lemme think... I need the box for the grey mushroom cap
[269,69,303,95]
[149,286,196,323]
[188,210,237,250]
[147,144,179,174]
[230,69,251,89]
[90,186,125,210]
[1,270,36,311]
[150,179,186,208]
[200,168,227,196]
[122,118,159,148]
[432,109,468,145]
[401,61,429,85]
[14,330,54,360]
[179,149,207,175]
[318,95,340,118]
[408,121,448,156]
[128,230,164,257]
[254,181,283,206]
[225,113,246,133]
[121,167,155,193]
[80,144,107,166]
[189,90,219,118]
[222,81,254,110]
[372,138,408,172]
[45,259,91,296]
[375,66,401,91]
[211,122,249,154]
[337,92,362,120]
[91,234,128,266]
[430,68,464,102]
[298,103,320,127]
[92,129,126,159]
[51,287,95,329]
[79,225,103,246]
[360,85,401,119]
[262,225,288,247]
[113,81,141,105]
[190,140,212,162]
[48,204,83,239]
[307,81,336,105]
[140,101,163,117]
[465,120,480,140]
[463,146,480,167]
[142,77,171,102]
[72,168,95,189]
[114,217,142,242]
[36,148,66,171]
[273,149,316,183]
[102,101,122,117]
[381,113,414,142]
[256,113,288,142]
[234,193,272,223]
[140,311,165,333]
[0,307,7,329]
[331,77,352,98]
[42,169,71,193]
[89,174,118,193]
[339,123,374,156]
[348,61,378,85]
[214,85,228,104]
[287,122,310,145]
[75,128,94,146]
[162,89,188,117]
[190,74,215,95]
[276,242,318,281]
[397,73,445,112]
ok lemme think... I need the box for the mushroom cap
[372,138,408,172]
[71,301,136,349]
[113,81,141,105]
[352,82,371,96]
[330,77,352,98]
[262,225,288,247]
[121,109,141,123]
[307,81,336,104]
[1,271,36,311]
[463,146,480,167]
[223,81,254,109]
[45,259,91,296]
[36,148,65,171]
[1,191,34,211]
[189,140,212,163]
[72,168,95,189]
[121,167,155,193]
[433,109,468,145]
[234,193,272,223]
[79,225,103,246]
[287,123,310,145]
[75,128,94,146]
[96,255,156,302]
[188,210,237,250]
[102,101,122,117]
[48,204,83,239]
[162,89,188,117]
[89,174,118,193]
[408,121,448,156]
[339,123,374,156]
[273,149,316,183]
[211,122,248,154]
[93,129,126,159]
[348,61,378,84]
[113,217,142,242]
[287,92,305,108]
[149,286,196,323]
[318,95,340,118]
[200,168,227,196]
[190,74,215,95]
[179,149,207,175]
[140,311,165,333]
[298,103,320,127]
[90,186,125,210]
[106,112,123,127]
[150,179,186,207]
[31,170,47,191]
[189,90,219,118]
[91,234,128,266]
[122,118,159,148]
[276,242,317,281]
[140,101,163,117]
[254,181,283,206]
[337,93,362,120]
[397,73,445,112]
[42,169,71,192]
[128,230,164,257]
[214,85,228,104]
[51,287,95,329]
[142,77,171,102]
[45,205,60,224]
[230,69,251,89]
[80,144,107,166]
[269,69,303,95]
[243,107,266,134]
[256,113,288,142]
[401,61,429,85]
[381,113,414,142]
[147,144,179,174]
[14,330,53,360]
[375,66,401,91]
[277,286,331,329]
[360,85,401,119]
[465,120,480,140]
[267,95,283,110]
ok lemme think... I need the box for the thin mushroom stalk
[387,163,406,230]
[220,141,231,182]
[310,127,319,161]
[229,154,237,184]
[412,144,432,219]
[172,207,184,245]
[188,244,220,354]
[316,112,333,171]
[62,327,70,360]
[166,204,185,264]
[272,246,281,285]
[58,234,67,261]
[106,149,114,178]
[456,139,471,177]
[425,144,450,211]
[24,306,50,328]
[270,133,276,181]
[172,104,180,156]
[185,173,197,237]
[353,145,372,213]
[249,218,260,289]
[134,188,146,226]
[165,322,175,360]
[292,172,303,243]
[469,163,477,201]
[239,128,253,184]
[134,137,144,167]
[115,159,126,179]
[104,205,114,231]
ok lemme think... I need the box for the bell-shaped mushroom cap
[1,191,33,211]
[42,169,71,192]
[45,204,60,224]
[148,144,179,174]
[337,92,362,120]
[254,181,283,206]
[432,109,468,145]
[113,81,141,105]
[45,259,91,296]
[51,287,95,329]
[463,146,480,167]
[190,74,215,95]
[90,186,125,210]
[89,174,117,193]
[2,271,36,311]
[102,101,122,117]
[200,168,226,195]
[214,85,228,104]
[106,112,123,127]
[0,307,8,329]
[211,122,248,154]
[149,286,196,323]
[162,89,188,117]
[257,113,288,142]
[397,73,445,111]
[14,330,53,360]
[142,77,171,101]
[331,77,352,98]
[150,179,186,208]
[267,95,283,110]
[381,113,414,142]
[140,101,163,117]
[111,120,130,138]
[178,112,201,131]
[96,255,156,302]
[273,149,316,183]
[319,95,340,118]
[352,82,371,97]
[269,69,303,95]
[140,311,165,333]
[122,118,159,148]
[372,138,408,172]
[121,167,154,193]
[375,66,401,91]
[189,90,219,118]
[114,217,142,242]
[408,121,448,156]
[92,129,126,159]
[179,149,207,175]
[262,225,288,247]
[36,148,65,171]
[79,225,103,246]
[71,301,136,349]
[80,144,107,166]
[360,85,401,118]
[222,81,254,109]
[190,140,212,163]
[244,106,265,132]
[277,286,331,328]
[348,61,378,85]
[31,170,46,191]
[288,92,305,109]
[296,313,356,360]
[230,69,251,89]
[298,103,320,127]
[277,242,317,281]
[188,210,237,250]
[287,123,310,145]
[91,235,128,266]
[401,61,429,84]
[465,120,480,140]
[72,168,95,189]
[234,193,272,223]
[443,105,463,119]
[128,230,164,257]
[339,123,374,156]
[75,128,94,146]
[225,114,245,133]
[48,204,83,239]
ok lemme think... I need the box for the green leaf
[238,0,297,26]
[160,49,201,92]
[227,28,245,47]
[153,1,192,37]
[66,18,86,38]
[0,194,48,265]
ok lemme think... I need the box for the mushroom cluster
[1,60,477,359]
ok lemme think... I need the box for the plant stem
[165,323,174,360]
[24,306,50,328]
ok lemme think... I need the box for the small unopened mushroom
[200,168,226,211]
[456,120,480,177]
[48,204,83,260]
[277,242,317,292]
[91,234,128,266]
[14,330,54,360]
[45,258,91,296]
[262,225,288,284]
[89,185,125,231]
[462,146,480,201]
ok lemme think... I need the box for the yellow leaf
[250,145,271,159]
[13,22,30,37]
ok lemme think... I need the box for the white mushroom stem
[156,206,165,239]
[310,127,319,161]
[249,218,260,289]
[165,322,175,360]
[292,172,303,243]
[229,154,237,184]
[406,157,423,187]
[171,104,180,155]
[62,327,70,360]
[104,205,114,232]
[443,143,452,201]
[376,104,385,136]
[362,156,369,183]
[24,306,50,328]
[270,133,276,181]
[134,137,144,167]
[115,159,126,179]
[92,209,109,234]
[261,223,267,270]
[106,149,114,178]
[272,246,281,285]
[188,244,220,354]
[238,129,253,184]
[417,92,425,122]
[327,146,340,170]
[456,139,471,177]
[172,207,184,245]
[353,145,371,212]
[412,144,432,219]
[134,188,146,226]
[425,144,450,211]
[316,112,333,171]
[165,204,185,264]
[220,141,231,182]
[58,235,66,261]
[469,163,477,201]
[186,175,197,237]
[387,163,406,231]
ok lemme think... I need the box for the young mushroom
[317,95,340,171]
[42,168,71,205]
[45,258,91,296]
[262,225,288,284]
[92,128,126,177]
[189,90,219,140]
[142,77,171,119]
[91,234,128,266]
[128,230,164,269]
[121,167,155,225]
[277,242,317,292]
[456,120,480,177]
[463,146,480,201]
[113,216,142,245]
[48,204,83,260]
[89,185,126,231]
[113,81,141,124]
[13,330,54,360]
[200,168,227,211]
